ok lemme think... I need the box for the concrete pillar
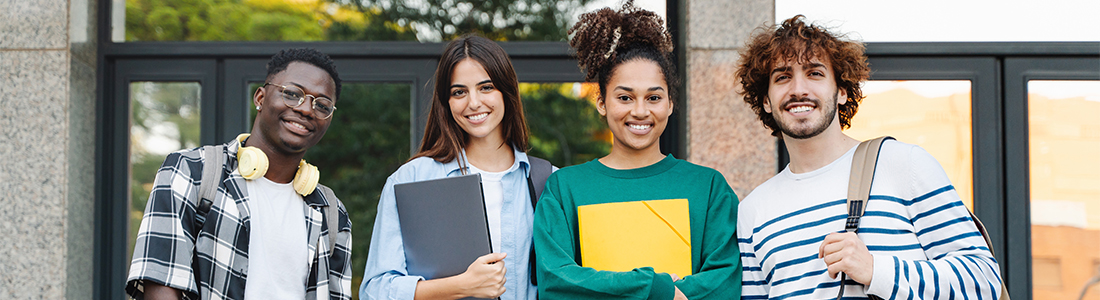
[0,0,97,298]
[683,0,776,197]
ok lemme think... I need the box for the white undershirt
[467,162,517,253]
[243,177,309,300]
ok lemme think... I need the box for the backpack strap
[839,136,893,300]
[842,136,1008,300]
[318,185,341,253]
[526,156,552,208]
[525,156,552,286]
[196,145,226,233]
[844,137,893,233]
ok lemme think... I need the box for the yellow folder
[577,199,692,276]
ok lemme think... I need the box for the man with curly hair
[125,48,353,300]
[734,16,1003,299]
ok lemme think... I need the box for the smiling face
[598,59,673,154]
[252,61,336,155]
[449,58,506,145]
[764,56,846,140]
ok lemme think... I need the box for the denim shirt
[361,148,541,300]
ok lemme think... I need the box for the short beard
[774,93,838,140]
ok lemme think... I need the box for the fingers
[818,232,874,284]
[477,252,508,264]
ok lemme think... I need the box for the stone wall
[0,0,97,298]
[684,0,777,198]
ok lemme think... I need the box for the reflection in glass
[845,80,974,209]
[128,81,202,268]
[1027,80,1100,300]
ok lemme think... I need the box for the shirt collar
[443,146,531,177]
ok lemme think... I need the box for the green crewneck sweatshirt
[533,155,742,300]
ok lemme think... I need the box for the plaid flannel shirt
[126,138,353,300]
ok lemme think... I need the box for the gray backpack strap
[319,185,340,253]
[196,145,226,231]
[526,156,552,206]
[525,156,552,286]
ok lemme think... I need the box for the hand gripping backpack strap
[525,156,552,286]
[196,145,226,234]
[841,137,1008,299]
[839,136,893,300]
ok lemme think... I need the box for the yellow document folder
[577,198,692,276]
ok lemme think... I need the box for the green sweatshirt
[533,155,742,300]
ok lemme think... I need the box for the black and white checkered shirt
[125,138,353,300]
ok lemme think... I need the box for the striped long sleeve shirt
[737,140,1002,300]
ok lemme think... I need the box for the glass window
[521,82,611,166]
[776,0,1098,42]
[127,81,202,270]
[113,0,664,42]
[844,80,974,209]
[1027,80,1100,300]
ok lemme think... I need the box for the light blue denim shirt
[361,148,547,300]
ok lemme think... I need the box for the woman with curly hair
[532,2,742,299]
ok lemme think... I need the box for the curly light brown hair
[569,0,678,103]
[735,15,870,137]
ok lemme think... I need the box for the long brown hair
[411,34,530,165]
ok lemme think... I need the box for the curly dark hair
[266,48,342,100]
[569,0,678,103]
[735,15,869,137]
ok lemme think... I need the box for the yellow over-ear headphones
[235,134,319,196]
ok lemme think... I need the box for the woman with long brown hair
[360,34,547,300]
[532,2,741,299]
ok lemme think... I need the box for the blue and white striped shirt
[737,140,1002,300]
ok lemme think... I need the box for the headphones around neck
[235,134,319,196]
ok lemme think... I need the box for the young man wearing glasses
[733,16,1003,299]
[126,48,353,300]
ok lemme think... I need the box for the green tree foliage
[125,0,416,41]
[351,0,596,41]
[523,83,611,166]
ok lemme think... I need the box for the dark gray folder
[394,173,493,299]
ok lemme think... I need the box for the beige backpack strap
[839,136,893,300]
[845,136,894,232]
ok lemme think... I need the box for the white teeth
[628,124,651,131]
[468,112,489,121]
[287,121,306,130]
[789,106,812,113]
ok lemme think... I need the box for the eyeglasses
[263,83,337,119]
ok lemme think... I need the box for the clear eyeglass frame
[263,82,337,119]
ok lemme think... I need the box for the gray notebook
[394,173,493,298]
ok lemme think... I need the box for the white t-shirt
[243,177,309,300]
[467,162,518,253]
